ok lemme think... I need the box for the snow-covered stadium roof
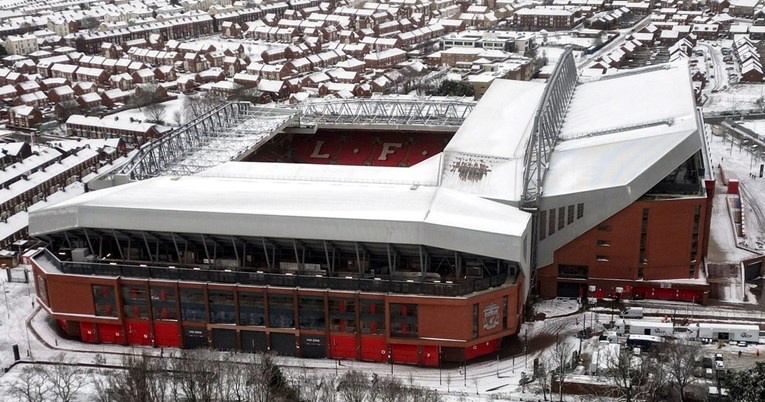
[545,63,700,198]
[440,80,546,204]
[537,62,707,267]
[29,161,532,264]
[29,59,706,283]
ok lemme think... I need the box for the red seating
[253,130,453,167]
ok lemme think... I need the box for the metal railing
[41,249,511,297]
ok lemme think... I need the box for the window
[558,207,565,230]
[268,294,294,328]
[299,296,325,330]
[472,303,479,338]
[567,205,574,224]
[597,224,611,232]
[597,240,610,247]
[390,303,418,338]
[122,284,149,319]
[637,266,644,280]
[690,206,702,277]
[690,206,701,262]
[596,255,609,262]
[577,203,584,219]
[360,300,385,335]
[238,292,265,326]
[179,288,206,322]
[558,265,588,279]
[151,286,177,320]
[93,285,117,317]
[209,290,235,324]
[330,298,356,333]
[639,208,649,265]
[548,209,556,235]
[502,296,508,330]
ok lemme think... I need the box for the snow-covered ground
[704,83,765,113]
[107,93,189,126]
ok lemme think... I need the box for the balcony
[38,249,512,298]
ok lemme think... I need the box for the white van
[620,307,644,319]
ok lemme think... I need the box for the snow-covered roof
[441,79,546,203]
[29,160,532,264]
[537,61,705,267]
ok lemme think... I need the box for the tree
[548,336,575,402]
[10,365,50,402]
[659,339,700,402]
[80,16,99,30]
[434,80,474,97]
[337,370,370,402]
[183,92,225,124]
[726,362,765,402]
[128,84,165,109]
[45,354,87,402]
[94,352,170,402]
[602,347,652,402]
[57,100,80,122]
[143,103,167,124]
[536,358,550,401]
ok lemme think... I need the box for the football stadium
[26,52,713,365]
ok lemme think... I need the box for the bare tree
[80,16,100,30]
[45,353,86,402]
[338,370,370,402]
[645,354,670,402]
[183,92,225,124]
[660,339,700,402]
[93,352,170,402]
[56,100,80,122]
[143,102,167,124]
[537,357,550,401]
[603,346,652,402]
[170,350,219,402]
[376,375,406,402]
[10,365,50,402]
[548,336,576,402]
[128,84,164,109]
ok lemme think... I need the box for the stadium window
[690,206,701,263]
[639,208,649,265]
[179,288,206,322]
[209,290,235,324]
[597,224,611,232]
[596,255,609,262]
[269,294,295,328]
[637,266,644,280]
[548,209,556,235]
[597,240,610,247]
[472,303,479,338]
[238,292,265,326]
[360,299,385,335]
[150,286,177,320]
[567,205,574,225]
[299,296,325,330]
[502,296,508,330]
[689,263,696,278]
[577,203,584,219]
[390,303,418,338]
[330,298,356,333]
[93,285,117,317]
[558,207,565,230]
[121,284,149,319]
